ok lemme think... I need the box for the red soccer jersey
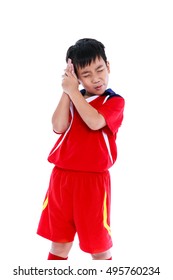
[48,88,125,172]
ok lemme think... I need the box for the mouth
[94,85,103,90]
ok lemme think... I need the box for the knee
[50,241,73,258]
[91,249,112,260]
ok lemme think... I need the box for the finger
[62,73,68,79]
[68,58,72,64]
[65,67,73,77]
[68,59,75,73]
[64,59,71,72]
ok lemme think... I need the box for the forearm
[61,59,106,130]
[69,90,106,130]
[52,92,71,133]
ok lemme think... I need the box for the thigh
[73,171,113,254]
[37,167,76,242]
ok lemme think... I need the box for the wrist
[68,89,81,99]
[62,91,71,100]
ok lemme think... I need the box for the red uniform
[37,88,124,253]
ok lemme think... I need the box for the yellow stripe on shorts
[103,192,111,236]
[42,196,48,210]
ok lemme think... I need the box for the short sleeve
[98,96,125,134]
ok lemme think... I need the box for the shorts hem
[79,242,113,254]
[36,232,74,243]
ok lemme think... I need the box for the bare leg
[91,249,112,260]
[50,241,73,258]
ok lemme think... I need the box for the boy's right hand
[66,59,76,75]
[62,59,79,96]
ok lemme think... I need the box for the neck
[84,92,95,99]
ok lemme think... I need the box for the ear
[106,61,110,73]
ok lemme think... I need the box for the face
[76,57,110,96]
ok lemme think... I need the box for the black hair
[66,38,107,74]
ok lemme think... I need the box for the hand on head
[62,59,79,95]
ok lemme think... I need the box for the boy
[37,38,125,260]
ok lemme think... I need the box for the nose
[92,74,100,83]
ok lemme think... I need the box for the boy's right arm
[51,92,71,133]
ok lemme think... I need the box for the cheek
[79,79,90,88]
[104,72,109,82]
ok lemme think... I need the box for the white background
[0,0,173,279]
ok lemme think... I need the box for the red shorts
[37,167,113,254]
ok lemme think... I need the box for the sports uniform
[37,88,124,254]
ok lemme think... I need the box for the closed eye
[97,66,105,72]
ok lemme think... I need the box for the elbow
[87,114,106,130]
[87,120,105,131]
[52,122,70,134]
[88,123,100,131]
